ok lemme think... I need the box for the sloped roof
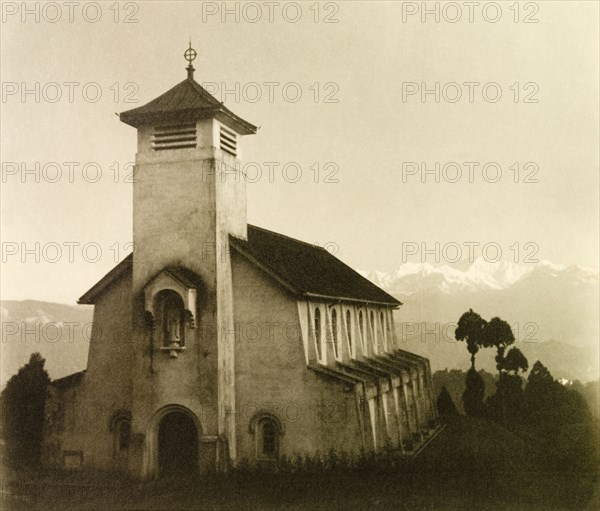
[161,267,203,289]
[78,254,132,305]
[231,225,401,307]
[50,370,86,389]
[119,77,257,134]
[78,225,401,307]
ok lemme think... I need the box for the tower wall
[129,117,247,475]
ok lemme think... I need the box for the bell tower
[119,44,257,475]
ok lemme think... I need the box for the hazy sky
[1,1,598,304]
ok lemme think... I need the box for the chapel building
[42,49,439,478]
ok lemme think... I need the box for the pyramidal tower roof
[120,44,257,135]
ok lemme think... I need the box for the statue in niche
[162,293,184,355]
[166,308,181,344]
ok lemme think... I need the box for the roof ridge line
[247,224,328,252]
[243,224,401,306]
[249,224,398,302]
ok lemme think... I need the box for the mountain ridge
[368,258,599,382]
[359,257,599,295]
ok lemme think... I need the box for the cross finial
[184,39,197,80]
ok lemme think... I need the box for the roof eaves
[119,78,257,133]
[303,291,402,308]
[394,349,430,364]
[308,248,401,306]
[308,363,365,386]
[119,107,219,128]
[214,106,258,135]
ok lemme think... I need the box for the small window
[331,308,339,358]
[380,311,385,348]
[314,307,322,359]
[258,418,279,459]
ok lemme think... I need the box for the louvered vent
[219,126,237,156]
[152,123,197,151]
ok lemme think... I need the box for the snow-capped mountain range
[356,258,599,381]
[359,258,599,296]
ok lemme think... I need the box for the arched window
[380,311,386,349]
[314,307,322,359]
[109,410,132,460]
[385,311,392,346]
[331,308,339,358]
[370,310,376,353]
[261,420,277,457]
[359,310,365,350]
[255,417,281,460]
[345,309,354,357]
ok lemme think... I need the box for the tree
[525,361,591,425]
[527,360,555,388]
[455,309,487,369]
[1,353,50,468]
[487,347,528,424]
[487,372,526,424]
[463,368,486,417]
[502,347,529,375]
[482,317,515,373]
[436,386,458,418]
[524,360,558,424]
[433,368,496,415]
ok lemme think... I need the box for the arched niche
[144,267,201,358]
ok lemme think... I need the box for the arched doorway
[158,411,198,476]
